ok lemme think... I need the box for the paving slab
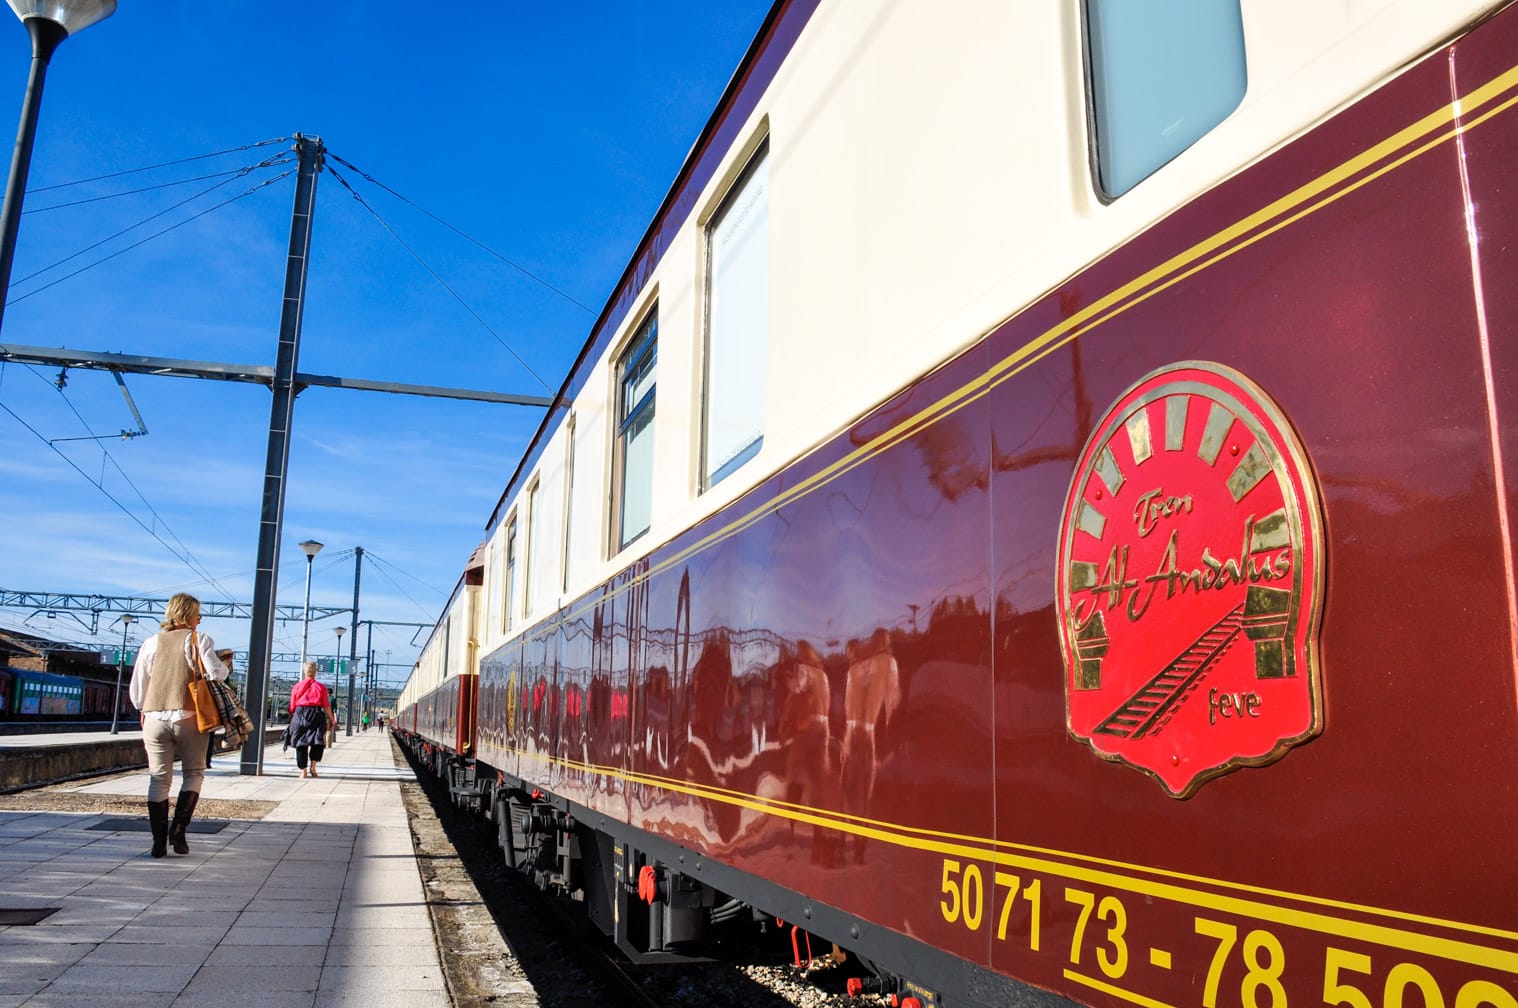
[0,729,453,1006]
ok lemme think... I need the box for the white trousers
[142,717,209,801]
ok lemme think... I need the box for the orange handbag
[186,632,224,734]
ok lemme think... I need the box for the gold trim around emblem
[1056,361,1326,799]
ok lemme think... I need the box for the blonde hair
[302,661,319,678]
[161,593,201,631]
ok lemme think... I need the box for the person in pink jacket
[286,661,334,778]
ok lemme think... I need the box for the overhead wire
[1,360,239,604]
[24,137,290,195]
[325,151,598,317]
[323,160,554,393]
[22,365,235,601]
[0,149,294,595]
[360,551,448,622]
[142,551,347,621]
[27,165,272,214]
[9,156,295,297]
[0,396,236,598]
[9,167,295,307]
[274,548,360,656]
[363,550,450,599]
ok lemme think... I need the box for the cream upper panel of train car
[481,0,1507,642]
[457,582,481,676]
[563,394,609,600]
[619,0,1505,578]
[482,405,589,643]
[745,0,1505,503]
[431,588,474,682]
[481,252,705,640]
[416,595,461,687]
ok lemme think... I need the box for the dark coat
[285,704,328,749]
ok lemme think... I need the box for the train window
[489,539,501,631]
[562,414,576,594]
[525,478,542,615]
[503,517,517,632]
[1083,0,1246,198]
[616,311,657,551]
[702,142,769,488]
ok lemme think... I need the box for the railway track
[395,739,859,1008]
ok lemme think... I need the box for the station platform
[0,729,146,747]
[0,726,285,791]
[0,728,451,1007]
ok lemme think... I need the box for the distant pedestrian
[128,593,228,858]
[361,711,371,732]
[286,661,333,778]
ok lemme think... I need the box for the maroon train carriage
[396,559,481,782]
[402,673,476,782]
[395,3,1518,1008]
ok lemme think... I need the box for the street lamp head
[119,613,135,625]
[299,539,324,559]
[334,626,346,640]
[6,0,116,35]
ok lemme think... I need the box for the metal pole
[365,621,375,724]
[110,613,134,734]
[332,627,344,733]
[346,547,362,735]
[243,133,324,776]
[299,554,314,663]
[0,17,64,335]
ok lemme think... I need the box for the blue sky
[0,2,773,689]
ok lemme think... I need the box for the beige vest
[142,628,194,712]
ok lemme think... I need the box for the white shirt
[128,627,230,722]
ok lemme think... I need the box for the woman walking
[128,593,228,858]
[287,661,334,778]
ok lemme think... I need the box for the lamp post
[0,0,115,334]
[297,539,323,664]
[332,625,345,735]
[355,657,366,728]
[109,612,133,734]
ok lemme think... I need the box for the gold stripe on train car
[524,59,1518,631]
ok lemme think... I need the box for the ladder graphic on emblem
[1093,604,1246,740]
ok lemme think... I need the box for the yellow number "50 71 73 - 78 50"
[937,857,1518,1008]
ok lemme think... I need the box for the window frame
[700,140,771,491]
[524,477,541,618]
[614,309,658,554]
[503,516,517,633]
[1079,0,1248,201]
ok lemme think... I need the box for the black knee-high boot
[148,800,170,858]
[169,791,199,855]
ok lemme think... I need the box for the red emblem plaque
[1056,362,1324,798]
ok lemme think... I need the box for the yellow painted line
[495,744,1518,953]
[995,848,1518,974]
[1066,970,1178,1008]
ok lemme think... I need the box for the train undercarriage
[390,732,1056,1008]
